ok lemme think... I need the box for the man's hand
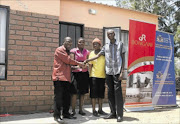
[78,62,85,68]
[118,70,124,81]
[80,63,89,69]
[83,59,89,64]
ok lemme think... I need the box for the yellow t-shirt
[89,51,105,78]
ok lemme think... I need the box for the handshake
[79,59,89,68]
[73,59,90,69]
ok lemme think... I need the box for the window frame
[0,5,10,80]
[59,21,84,47]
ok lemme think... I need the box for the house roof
[82,0,160,17]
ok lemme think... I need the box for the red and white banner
[125,19,156,111]
[128,20,156,75]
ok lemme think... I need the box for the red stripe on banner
[0,114,14,117]
[128,65,154,76]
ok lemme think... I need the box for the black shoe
[71,111,76,116]
[93,110,99,117]
[63,113,77,119]
[98,110,107,115]
[54,117,64,124]
[104,113,116,119]
[117,116,123,122]
[79,111,86,115]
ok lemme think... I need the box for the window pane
[76,26,81,43]
[60,24,68,46]
[104,27,120,44]
[0,65,5,79]
[0,8,7,63]
[59,22,83,48]
[0,50,5,63]
[68,25,75,48]
[121,31,129,69]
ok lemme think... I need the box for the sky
[85,0,117,6]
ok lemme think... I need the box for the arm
[70,52,81,70]
[88,64,93,75]
[55,48,82,66]
[84,46,105,64]
[84,53,101,64]
[121,52,125,72]
[80,54,89,69]
[121,43,126,73]
[119,53,125,80]
[119,43,126,80]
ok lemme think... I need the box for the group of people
[52,29,126,124]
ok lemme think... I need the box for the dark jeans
[106,74,123,117]
[53,81,71,118]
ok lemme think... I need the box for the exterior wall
[0,18,126,113]
[60,0,158,30]
[0,1,159,114]
[0,10,59,114]
[84,27,103,51]
[0,0,60,16]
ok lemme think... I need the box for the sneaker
[104,113,116,119]
[54,117,64,124]
[71,111,76,116]
[98,110,107,115]
[93,110,99,117]
[79,111,86,115]
[63,113,77,119]
[117,116,123,122]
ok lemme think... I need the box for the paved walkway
[1,96,180,124]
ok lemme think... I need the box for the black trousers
[53,81,71,118]
[106,74,123,117]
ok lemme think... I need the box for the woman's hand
[80,63,88,69]
[83,59,89,64]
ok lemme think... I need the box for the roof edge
[81,0,160,17]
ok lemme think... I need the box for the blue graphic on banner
[152,31,176,106]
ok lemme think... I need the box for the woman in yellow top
[88,38,107,117]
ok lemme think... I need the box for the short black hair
[78,37,85,41]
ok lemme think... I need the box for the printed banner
[152,31,176,106]
[125,19,156,111]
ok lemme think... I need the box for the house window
[0,5,9,80]
[121,30,129,70]
[59,21,84,48]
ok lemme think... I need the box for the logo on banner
[157,35,163,42]
[156,71,163,79]
[139,34,146,41]
[157,35,170,43]
[131,34,153,47]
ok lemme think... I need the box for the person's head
[77,37,85,49]
[92,38,101,50]
[63,37,72,50]
[107,29,115,41]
